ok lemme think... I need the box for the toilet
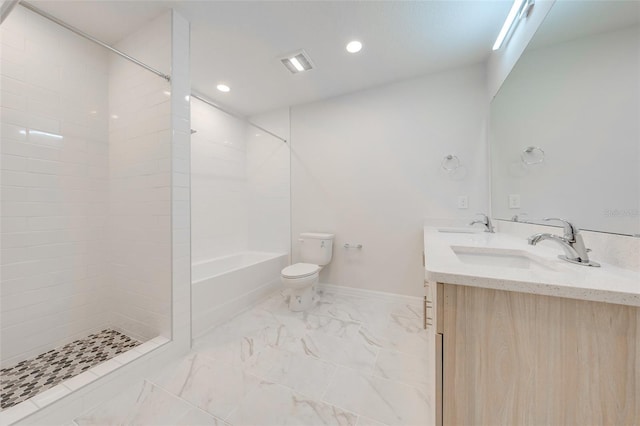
[281,233,334,311]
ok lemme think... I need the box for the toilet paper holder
[344,243,363,249]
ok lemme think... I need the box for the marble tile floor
[74,290,433,426]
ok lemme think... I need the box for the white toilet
[281,233,334,311]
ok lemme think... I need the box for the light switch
[508,194,521,209]
[457,196,469,209]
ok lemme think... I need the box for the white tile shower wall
[190,98,249,262]
[0,8,111,367]
[247,108,291,255]
[108,12,172,341]
[290,64,489,297]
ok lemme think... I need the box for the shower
[0,1,173,412]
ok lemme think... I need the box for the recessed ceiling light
[346,40,362,53]
[289,57,305,72]
[217,84,230,92]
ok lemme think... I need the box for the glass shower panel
[246,125,291,256]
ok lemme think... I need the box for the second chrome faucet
[528,218,600,267]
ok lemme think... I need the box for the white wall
[486,0,555,99]
[491,25,640,236]
[108,12,173,341]
[0,7,111,366]
[290,64,488,297]
[191,98,249,262]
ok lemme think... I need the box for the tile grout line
[142,377,228,425]
[219,370,267,423]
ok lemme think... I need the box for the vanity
[423,227,639,425]
[424,228,640,425]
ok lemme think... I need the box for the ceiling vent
[281,50,314,74]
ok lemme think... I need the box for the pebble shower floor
[0,329,140,410]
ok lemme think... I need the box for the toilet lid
[281,263,320,278]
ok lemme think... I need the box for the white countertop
[424,227,640,307]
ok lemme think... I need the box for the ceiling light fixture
[281,50,314,74]
[346,40,362,53]
[492,0,534,51]
[217,84,230,92]
[289,57,305,72]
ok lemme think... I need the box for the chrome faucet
[469,213,494,233]
[527,218,600,267]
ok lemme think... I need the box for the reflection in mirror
[490,1,639,236]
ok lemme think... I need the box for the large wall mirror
[490,0,639,236]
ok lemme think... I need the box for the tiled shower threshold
[0,331,169,425]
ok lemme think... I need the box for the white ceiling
[28,1,514,116]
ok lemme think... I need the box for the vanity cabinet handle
[424,296,434,329]
[424,296,428,329]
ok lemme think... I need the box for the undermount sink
[437,227,483,234]
[451,246,557,271]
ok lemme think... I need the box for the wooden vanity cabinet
[435,284,639,426]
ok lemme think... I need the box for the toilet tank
[299,233,334,265]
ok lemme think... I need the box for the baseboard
[191,282,422,341]
[317,283,422,304]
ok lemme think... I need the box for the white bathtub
[191,252,288,339]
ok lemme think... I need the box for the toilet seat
[281,272,319,288]
[280,266,320,311]
[281,263,320,279]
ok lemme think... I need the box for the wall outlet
[457,195,469,209]
[508,194,521,209]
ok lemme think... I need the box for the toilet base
[287,284,317,311]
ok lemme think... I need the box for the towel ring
[521,146,545,165]
[441,155,460,172]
